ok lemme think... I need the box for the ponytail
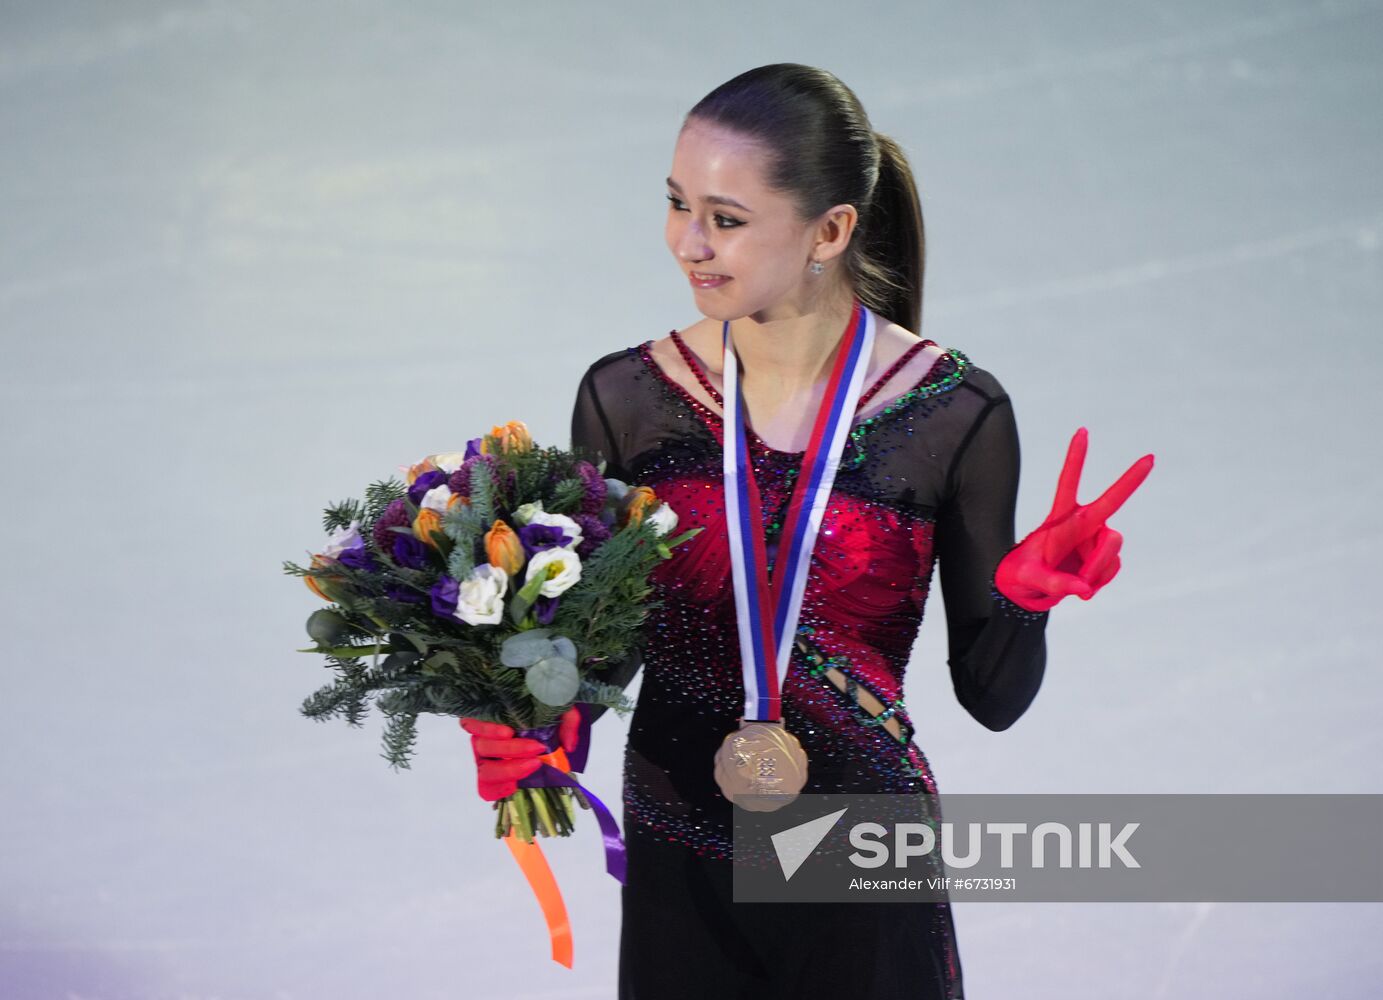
[852,131,924,335]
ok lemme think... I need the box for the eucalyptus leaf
[551,636,577,662]
[306,609,355,645]
[526,656,580,706]
[500,629,554,668]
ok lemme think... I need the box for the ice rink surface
[2,1,1380,997]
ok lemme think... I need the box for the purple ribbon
[515,703,627,885]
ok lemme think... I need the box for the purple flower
[430,574,459,618]
[373,498,411,553]
[465,437,482,459]
[519,522,572,556]
[337,543,381,573]
[573,513,610,558]
[575,461,608,515]
[392,533,430,569]
[534,595,559,625]
[447,453,497,498]
[407,470,448,506]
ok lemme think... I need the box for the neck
[726,292,859,396]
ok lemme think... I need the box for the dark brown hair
[685,63,925,334]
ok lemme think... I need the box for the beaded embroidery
[592,335,1045,872]
[644,333,973,465]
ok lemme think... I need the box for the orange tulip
[413,507,444,549]
[447,491,470,510]
[305,553,341,601]
[485,519,525,575]
[623,486,659,526]
[406,456,440,485]
[482,420,533,455]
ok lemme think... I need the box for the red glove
[995,427,1154,613]
[459,707,582,802]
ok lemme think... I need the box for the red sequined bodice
[570,330,1050,863]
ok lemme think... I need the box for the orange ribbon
[502,745,575,968]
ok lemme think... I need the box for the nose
[675,218,712,264]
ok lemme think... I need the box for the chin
[691,302,739,324]
[690,292,753,325]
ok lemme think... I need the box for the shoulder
[649,317,720,373]
[578,342,648,395]
[909,346,1019,441]
[947,353,1008,404]
[582,345,641,376]
[581,316,700,378]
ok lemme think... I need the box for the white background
[2,1,1380,997]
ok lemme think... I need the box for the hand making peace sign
[994,428,1155,613]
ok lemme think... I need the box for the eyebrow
[666,177,752,213]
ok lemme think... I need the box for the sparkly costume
[571,332,1050,1000]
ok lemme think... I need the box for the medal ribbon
[723,299,876,722]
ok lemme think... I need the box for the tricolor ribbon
[723,299,877,722]
[502,703,626,968]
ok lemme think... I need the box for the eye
[665,193,743,229]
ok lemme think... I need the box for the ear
[812,202,859,264]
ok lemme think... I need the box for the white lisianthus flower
[513,500,546,526]
[419,483,454,512]
[322,519,362,558]
[644,502,679,537]
[524,547,583,598]
[454,563,509,626]
[431,451,467,474]
[528,511,584,550]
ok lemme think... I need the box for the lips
[690,271,728,280]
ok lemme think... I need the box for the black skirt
[618,829,964,999]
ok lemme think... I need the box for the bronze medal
[713,718,809,812]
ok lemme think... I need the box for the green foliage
[375,689,424,769]
[546,477,586,516]
[576,677,637,717]
[289,435,691,770]
[380,712,419,769]
[441,505,481,580]
[300,654,373,726]
[322,498,365,534]
[551,519,665,666]
[365,478,407,522]
[512,446,558,504]
[468,462,496,525]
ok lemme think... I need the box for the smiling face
[664,118,856,323]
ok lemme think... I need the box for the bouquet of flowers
[283,420,696,847]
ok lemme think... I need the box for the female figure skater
[463,63,1152,998]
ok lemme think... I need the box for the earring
[808,260,824,275]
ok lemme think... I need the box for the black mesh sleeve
[933,391,1049,731]
[572,361,632,482]
[571,360,642,722]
